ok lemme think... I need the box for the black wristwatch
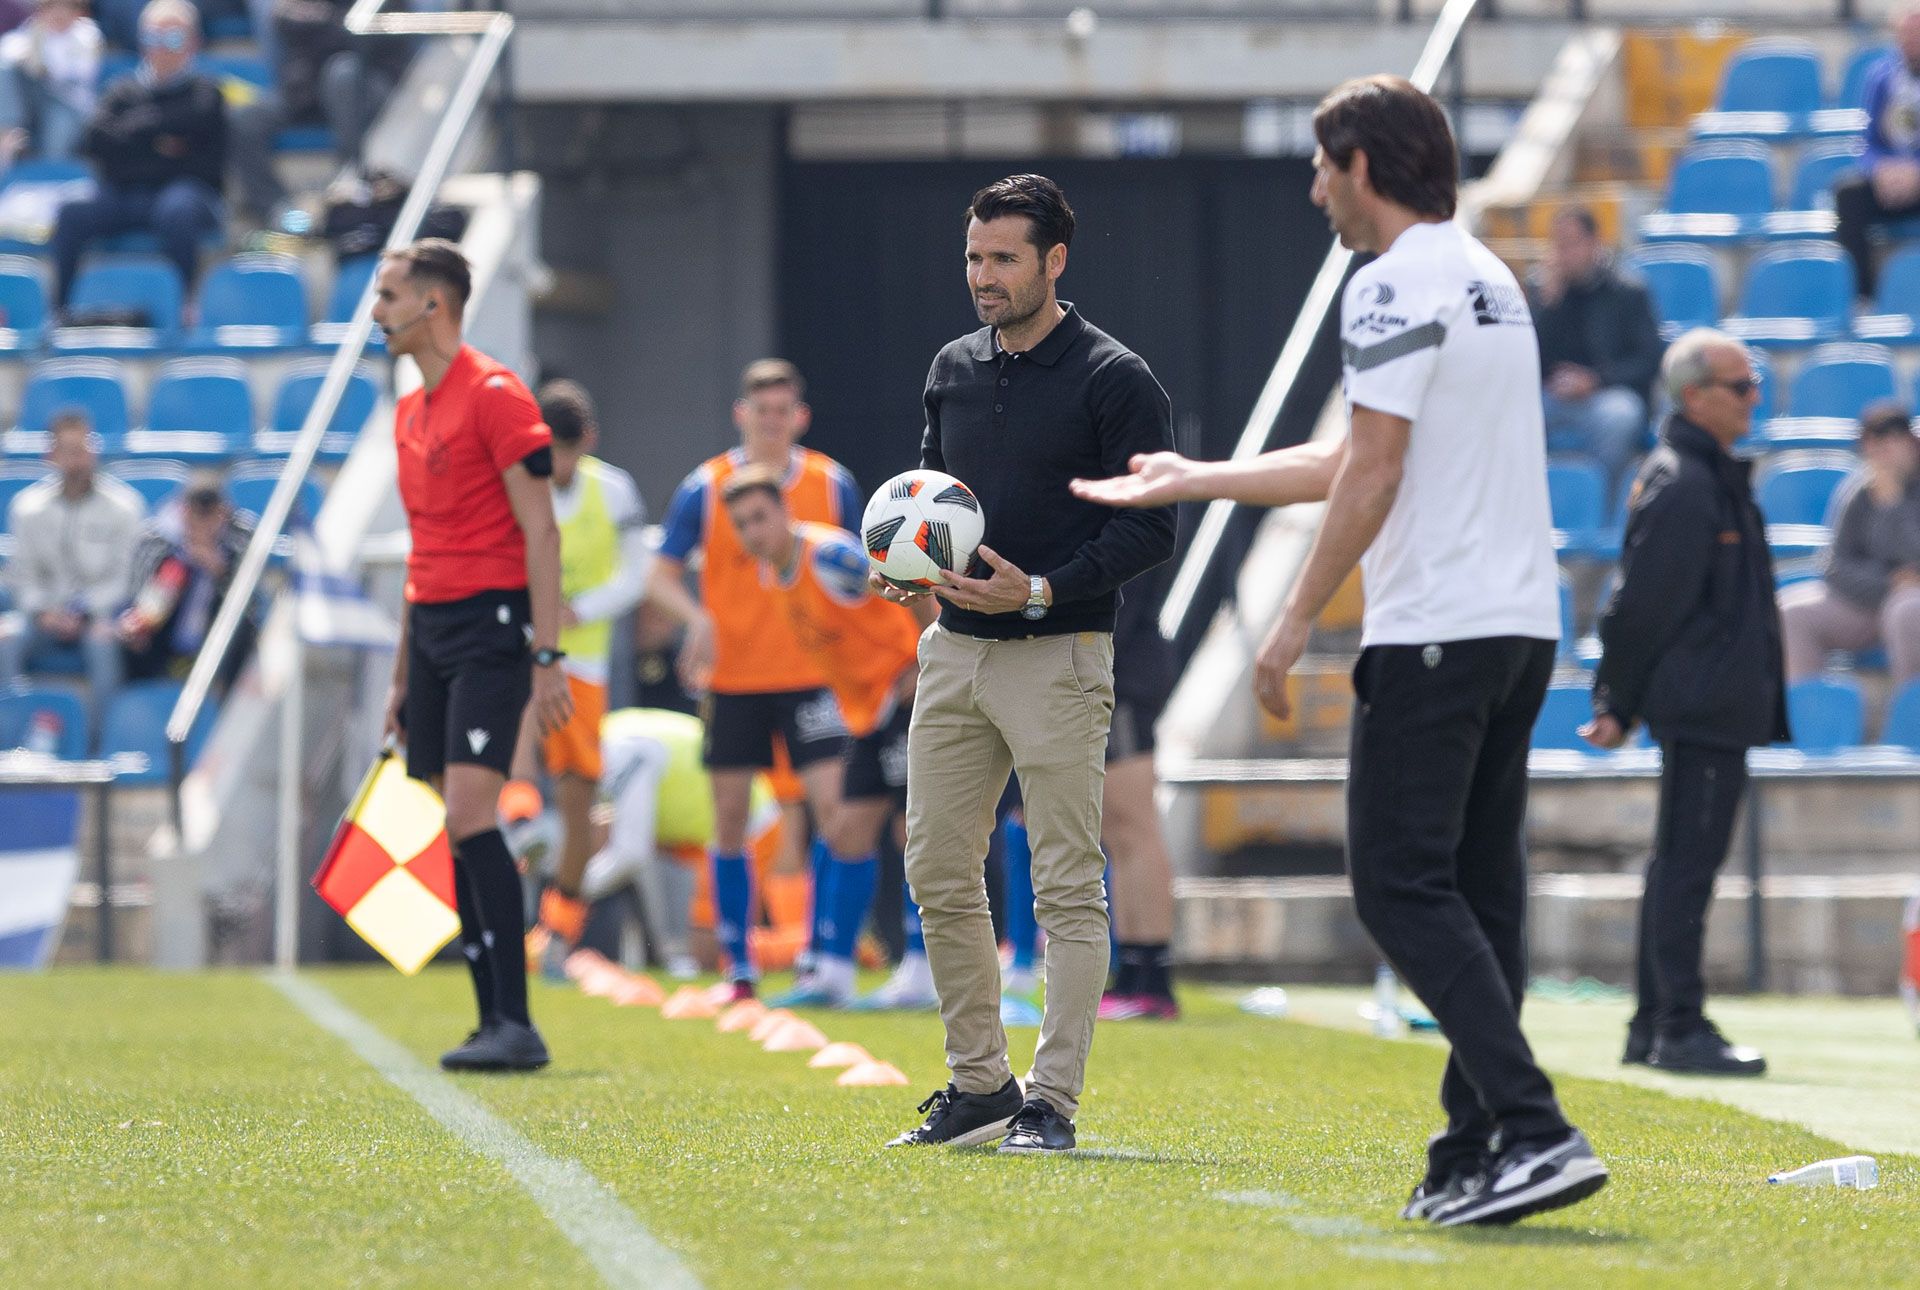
[532,647,567,668]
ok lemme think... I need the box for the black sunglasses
[1710,375,1761,397]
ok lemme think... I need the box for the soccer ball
[862,469,986,589]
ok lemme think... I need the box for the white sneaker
[853,953,938,1011]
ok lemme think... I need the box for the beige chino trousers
[904,623,1114,1120]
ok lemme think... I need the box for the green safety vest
[558,458,618,663]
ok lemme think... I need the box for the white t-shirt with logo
[1339,219,1560,648]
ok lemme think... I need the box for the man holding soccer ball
[878,174,1177,1154]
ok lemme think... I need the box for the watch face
[1022,604,1045,620]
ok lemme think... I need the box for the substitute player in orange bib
[722,466,935,1006]
[645,360,864,1000]
[374,238,572,1072]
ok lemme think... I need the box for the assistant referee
[374,238,573,1073]
[1074,78,1607,1226]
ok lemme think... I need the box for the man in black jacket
[1583,327,1788,1077]
[49,0,224,311]
[1529,208,1665,494]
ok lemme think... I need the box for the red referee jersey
[395,345,552,604]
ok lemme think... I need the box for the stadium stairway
[1161,24,1916,997]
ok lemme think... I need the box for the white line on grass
[271,973,700,1290]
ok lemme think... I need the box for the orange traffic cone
[838,1060,910,1087]
[808,1042,872,1069]
[762,1018,829,1053]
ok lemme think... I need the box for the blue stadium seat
[1838,44,1893,111]
[1624,246,1719,340]
[10,358,130,454]
[0,254,47,349]
[1755,451,1855,526]
[1547,456,1617,559]
[1786,344,1898,420]
[1557,571,1576,657]
[0,158,90,190]
[190,254,310,350]
[259,360,380,460]
[0,685,89,758]
[99,680,213,783]
[1532,685,1602,753]
[1641,142,1776,243]
[60,255,183,348]
[128,358,255,461]
[1855,245,1920,344]
[1786,675,1865,753]
[1721,242,1854,347]
[1694,41,1863,142]
[104,459,186,512]
[228,460,324,530]
[1788,140,1866,213]
[1880,679,1920,751]
[312,255,378,347]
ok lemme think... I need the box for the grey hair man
[1585,326,1787,1076]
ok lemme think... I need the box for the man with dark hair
[1836,5,1920,301]
[880,172,1177,1155]
[1585,328,1784,1078]
[644,359,862,1000]
[117,470,257,693]
[1528,207,1664,493]
[507,377,650,976]
[1075,76,1606,1224]
[50,0,225,311]
[374,237,572,1072]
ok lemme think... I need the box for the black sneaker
[1400,1161,1483,1221]
[1650,1020,1766,1076]
[1622,1023,1653,1067]
[1428,1129,1608,1227]
[998,1098,1076,1154]
[440,1020,551,1072]
[886,1078,1022,1148]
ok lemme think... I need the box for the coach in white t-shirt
[1072,75,1606,1229]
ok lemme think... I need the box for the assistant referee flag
[313,750,459,974]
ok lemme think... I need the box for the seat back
[1788,140,1866,212]
[0,255,48,333]
[228,460,323,528]
[269,363,379,438]
[1786,675,1865,753]
[1786,345,1898,419]
[1716,42,1824,115]
[145,359,255,442]
[19,359,130,443]
[194,254,309,335]
[105,459,188,511]
[1738,243,1855,327]
[1547,458,1609,532]
[1666,143,1776,216]
[325,255,378,324]
[68,256,184,332]
[1532,686,1600,753]
[1756,452,1855,526]
[1838,44,1893,110]
[0,686,90,759]
[99,680,211,784]
[1625,248,1719,332]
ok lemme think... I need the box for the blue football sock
[1003,816,1037,972]
[824,853,878,962]
[903,890,926,956]
[807,837,833,955]
[712,851,753,980]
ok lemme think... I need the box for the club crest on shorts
[1422,644,1442,669]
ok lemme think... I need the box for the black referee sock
[456,828,532,1028]
[451,855,496,1029]
[1119,942,1174,999]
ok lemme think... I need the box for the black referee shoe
[440,1021,550,1072]
[886,1078,1022,1148]
[1428,1129,1608,1227]
[998,1098,1076,1154]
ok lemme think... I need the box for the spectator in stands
[93,0,237,53]
[1583,328,1785,1079]
[117,470,256,692]
[1836,5,1920,302]
[230,0,410,228]
[49,0,224,313]
[0,0,103,163]
[1779,401,1920,684]
[0,409,141,718]
[1528,207,1665,493]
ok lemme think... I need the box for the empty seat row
[0,253,377,353]
[0,356,380,461]
[1625,241,1868,348]
[0,680,215,781]
[1690,40,1877,143]
[1643,140,1865,246]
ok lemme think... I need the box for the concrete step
[1175,871,1913,995]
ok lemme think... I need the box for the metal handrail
[1157,0,1480,648]
[163,6,515,767]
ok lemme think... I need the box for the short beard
[976,281,1046,331]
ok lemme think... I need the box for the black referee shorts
[843,702,911,805]
[1106,689,1168,765]
[403,588,534,783]
[702,687,848,772]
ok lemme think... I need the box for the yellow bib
[558,458,618,662]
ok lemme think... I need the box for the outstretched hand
[1070,452,1200,509]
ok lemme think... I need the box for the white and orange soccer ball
[861,469,986,589]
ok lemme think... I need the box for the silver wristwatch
[1021,575,1048,621]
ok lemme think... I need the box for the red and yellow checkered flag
[312,750,460,974]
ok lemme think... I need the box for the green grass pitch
[1,968,1911,1288]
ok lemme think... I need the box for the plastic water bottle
[1768,1156,1879,1189]
[23,709,61,757]
[1370,963,1405,1038]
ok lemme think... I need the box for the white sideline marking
[271,974,700,1290]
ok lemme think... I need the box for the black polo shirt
[921,303,1177,639]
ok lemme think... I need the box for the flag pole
[276,623,305,973]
